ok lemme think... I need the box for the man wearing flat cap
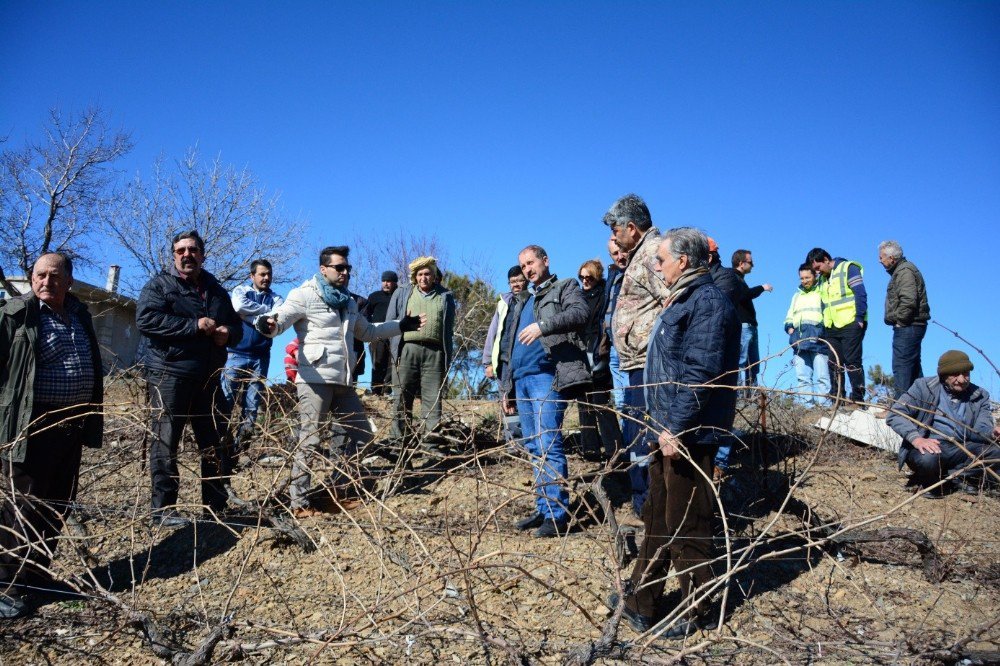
[386,257,456,445]
[887,350,1000,493]
[364,271,400,395]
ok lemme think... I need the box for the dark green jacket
[884,258,930,326]
[0,293,104,462]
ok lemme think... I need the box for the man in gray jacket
[878,240,930,398]
[499,245,591,537]
[887,350,999,493]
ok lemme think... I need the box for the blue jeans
[515,373,570,523]
[892,324,926,399]
[739,323,760,386]
[221,353,269,431]
[623,368,649,516]
[793,351,832,407]
[609,345,628,412]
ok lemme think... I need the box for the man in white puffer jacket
[258,245,423,516]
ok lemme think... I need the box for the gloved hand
[399,314,422,332]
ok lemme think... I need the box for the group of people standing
[1,196,997,630]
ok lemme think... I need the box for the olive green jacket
[884,258,930,326]
[0,294,104,462]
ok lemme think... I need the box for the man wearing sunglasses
[257,246,423,516]
[136,230,243,528]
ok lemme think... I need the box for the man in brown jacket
[878,240,930,398]
[603,193,669,515]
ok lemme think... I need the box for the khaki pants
[290,382,373,509]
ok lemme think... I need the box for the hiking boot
[607,590,653,633]
[658,616,707,640]
[534,519,568,538]
[293,506,323,519]
[0,591,28,620]
[514,512,544,531]
[152,510,191,529]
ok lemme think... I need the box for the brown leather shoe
[293,507,322,519]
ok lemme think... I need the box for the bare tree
[104,147,305,293]
[349,229,447,296]
[0,107,133,276]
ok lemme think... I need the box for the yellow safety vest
[819,259,865,328]
[784,287,823,329]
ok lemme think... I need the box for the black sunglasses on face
[325,264,352,273]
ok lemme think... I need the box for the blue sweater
[511,295,555,380]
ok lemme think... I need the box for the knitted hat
[408,256,439,284]
[380,270,399,283]
[937,350,973,376]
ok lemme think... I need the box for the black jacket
[709,263,741,307]
[499,276,591,394]
[732,272,765,326]
[136,269,243,379]
[581,280,610,378]
[644,274,741,450]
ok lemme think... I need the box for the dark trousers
[623,369,649,515]
[369,339,391,396]
[904,440,1000,486]
[891,324,926,399]
[628,448,716,619]
[578,373,624,459]
[391,343,446,441]
[147,371,231,513]
[1,405,84,590]
[823,324,866,403]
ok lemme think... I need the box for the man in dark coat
[499,245,591,537]
[1,253,103,618]
[612,228,740,639]
[136,230,242,528]
[363,271,399,395]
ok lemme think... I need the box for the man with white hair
[878,240,930,398]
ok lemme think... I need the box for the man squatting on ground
[807,247,868,405]
[887,350,1000,494]
[386,257,456,447]
[612,227,740,639]
[222,259,283,453]
[0,253,104,620]
[784,263,832,407]
[499,245,591,538]
[878,240,930,399]
[136,230,243,529]
[257,246,423,517]
[604,193,669,517]
[363,270,399,395]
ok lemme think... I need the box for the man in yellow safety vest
[806,247,868,406]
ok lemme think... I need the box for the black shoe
[0,591,28,619]
[153,510,191,529]
[659,616,706,640]
[514,512,544,531]
[534,519,568,538]
[607,591,653,633]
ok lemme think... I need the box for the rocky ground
[1,381,997,665]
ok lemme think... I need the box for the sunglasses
[324,264,352,273]
[174,247,201,256]
[579,274,597,281]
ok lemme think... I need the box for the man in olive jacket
[136,230,242,528]
[499,245,591,537]
[878,240,930,398]
[1,253,103,619]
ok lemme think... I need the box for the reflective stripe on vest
[789,289,823,327]
[820,260,863,328]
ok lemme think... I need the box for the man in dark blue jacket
[136,230,242,528]
[612,227,740,639]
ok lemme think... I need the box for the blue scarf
[315,274,351,312]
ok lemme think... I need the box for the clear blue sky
[3,1,998,394]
